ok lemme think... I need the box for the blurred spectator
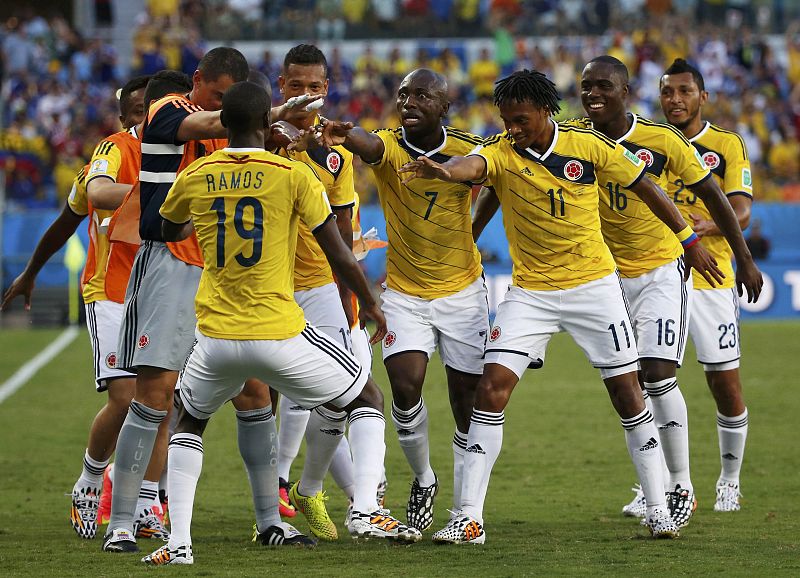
[469,47,499,99]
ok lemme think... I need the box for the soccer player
[320,68,490,532]
[577,56,762,526]
[102,47,251,553]
[660,58,757,512]
[270,44,361,537]
[0,76,173,540]
[141,81,420,565]
[399,70,726,542]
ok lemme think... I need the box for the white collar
[525,120,558,161]
[616,113,638,143]
[223,147,264,153]
[688,121,711,143]
[400,126,448,157]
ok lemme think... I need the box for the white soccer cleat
[70,485,100,539]
[667,484,697,528]
[645,508,680,539]
[621,483,647,518]
[432,512,486,545]
[141,543,193,565]
[714,480,742,512]
[347,509,422,543]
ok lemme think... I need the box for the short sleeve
[145,97,196,145]
[328,151,356,209]
[159,171,191,224]
[722,137,753,198]
[87,139,123,184]
[369,129,394,167]
[67,169,89,216]
[295,166,333,232]
[468,137,501,183]
[664,131,710,187]
[602,142,647,189]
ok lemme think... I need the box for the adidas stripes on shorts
[85,300,135,391]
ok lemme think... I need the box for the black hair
[247,68,271,93]
[144,70,192,109]
[493,69,561,114]
[588,55,629,83]
[663,58,705,92]
[283,43,328,75]
[220,81,270,133]
[119,75,151,115]
[198,46,249,83]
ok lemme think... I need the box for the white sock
[460,410,504,525]
[136,480,160,517]
[717,408,748,485]
[348,407,386,514]
[642,389,669,490]
[77,449,108,489]
[298,407,345,496]
[391,399,435,486]
[277,396,311,481]
[452,430,467,511]
[167,433,204,548]
[645,378,691,491]
[329,436,355,500]
[621,409,667,516]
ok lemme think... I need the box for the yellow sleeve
[370,129,395,167]
[601,142,647,189]
[328,150,356,208]
[470,137,503,184]
[67,169,89,216]
[87,140,123,183]
[722,137,753,197]
[159,171,191,224]
[295,165,333,232]
[664,129,710,187]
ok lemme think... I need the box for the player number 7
[424,191,438,220]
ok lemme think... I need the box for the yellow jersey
[67,165,114,303]
[159,148,332,340]
[667,121,752,290]
[570,115,710,277]
[279,141,356,291]
[473,122,646,290]
[370,126,483,299]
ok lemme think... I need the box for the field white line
[0,326,80,404]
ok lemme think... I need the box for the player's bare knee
[347,378,384,412]
[640,359,677,383]
[175,407,208,437]
[232,379,270,411]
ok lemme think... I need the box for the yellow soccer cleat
[289,482,338,541]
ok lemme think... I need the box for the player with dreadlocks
[399,69,722,543]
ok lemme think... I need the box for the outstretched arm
[629,175,725,287]
[313,218,386,344]
[175,111,227,142]
[688,179,762,302]
[1,204,85,311]
[472,186,500,242]
[319,121,385,164]
[398,154,487,184]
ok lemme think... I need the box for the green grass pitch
[0,322,798,576]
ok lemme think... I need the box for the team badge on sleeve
[563,160,584,181]
[326,152,341,173]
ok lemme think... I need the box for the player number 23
[211,196,264,268]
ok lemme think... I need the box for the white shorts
[351,325,373,373]
[180,324,368,420]
[380,275,489,375]
[688,287,741,370]
[621,257,691,365]
[85,300,135,391]
[296,282,352,352]
[485,273,639,380]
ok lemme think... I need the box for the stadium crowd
[1,3,799,208]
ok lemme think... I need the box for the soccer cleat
[252,522,317,547]
[645,509,680,539]
[377,478,388,509]
[70,485,100,539]
[714,480,742,512]
[289,482,338,541]
[432,512,486,545]
[134,507,170,540]
[406,475,438,531]
[621,483,647,518]
[97,465,113,525]
[141,543,193,565]
[344,501,353,527]
[101,527,139,552]
[347,509,422,543]
[667,484,697,528]
[279,478,297,518]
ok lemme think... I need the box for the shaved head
[403,68,448,98]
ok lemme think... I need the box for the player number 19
[211,196,264,268]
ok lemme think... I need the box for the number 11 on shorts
[608,320,631,352]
